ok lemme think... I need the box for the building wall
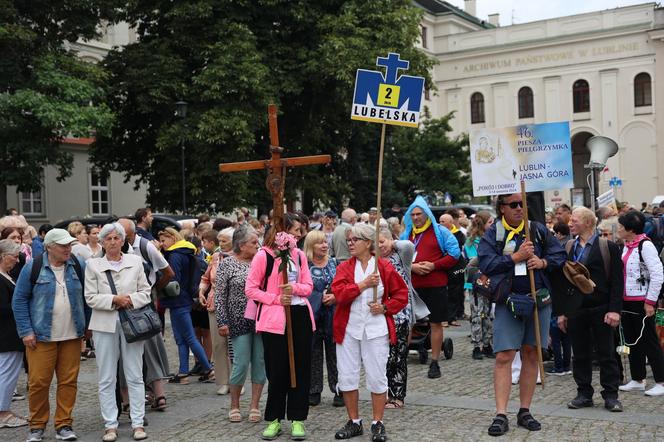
[427,3,663,207]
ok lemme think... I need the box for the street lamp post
[175,101,188,214]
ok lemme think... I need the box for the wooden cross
[219,104,331,387]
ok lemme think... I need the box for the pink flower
[275,232,297,251]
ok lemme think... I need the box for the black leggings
[622,301,664,383]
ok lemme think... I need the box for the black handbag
[105,270,161,343]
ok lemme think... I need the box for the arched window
[470,92,485,124]
[573,79,590,113]
[634,72,652,107]
[518,87,534,119]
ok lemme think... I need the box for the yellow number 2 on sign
[377,84,400,108]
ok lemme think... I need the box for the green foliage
[0,1,117,199]
[92,0,435,213]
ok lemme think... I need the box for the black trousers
[568,309,620,400]
[262,305,313,421]
[622,301,664,383]
[447,279,465,321]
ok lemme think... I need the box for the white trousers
[511,351,541,384]
[0,351,23,411]
[336,332,389,394]
[94,320,145,429]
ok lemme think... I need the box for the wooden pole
[281,264,297,388]
[373,123,387,302]
[520,180,545,388]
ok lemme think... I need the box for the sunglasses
[501,201,523,209]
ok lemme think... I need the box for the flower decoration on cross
[275,232,297,274]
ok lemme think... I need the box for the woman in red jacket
[331,223,408,442]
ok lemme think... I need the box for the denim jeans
[169,306,211,374]
[0,351,23,411]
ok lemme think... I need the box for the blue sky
[446,0,653,25]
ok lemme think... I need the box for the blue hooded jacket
[399,195,461,259]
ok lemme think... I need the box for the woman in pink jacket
[245,213,314,441]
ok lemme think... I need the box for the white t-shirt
[130,235,169,287]
[71,243,92,262]
[287,261,306,306]
[50,265,78,341]
[346,257,387,340]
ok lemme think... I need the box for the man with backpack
[478,193,565,437]
[12,229,88,442]
[556,207,624,412]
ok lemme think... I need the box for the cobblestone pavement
[5,320,664,441]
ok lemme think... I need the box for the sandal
[384,399,404,409]
[151,396,167,411]
[248,408,262,423]
[488,415,509,436]
[228,408,242,423]
[517,410,541,431]
[198,369,215,383]
[168,374,189,384]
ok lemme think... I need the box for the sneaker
[645,383,664,396]
[309,392,321,406]
[262,419,282,440]
[55,426,78,441]
[427,361,441,379]
[26,428,44,442]
[0,413,28,428]
[619,379,646,391]
[334,420,363,439]
[567,395,594,409]
[333,393,345,407]
[12,391,25,401]
[370,421,387,442]
[562,369,572,375]
[291,420,306,441]
[604,398,623,412]
[217,384,229,395]
[546,368,565,376]
[472,347,484,360]
[483,345,495,359]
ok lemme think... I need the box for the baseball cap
[43,228,76,246]
[324,210,337,218]
[368,207,377,213]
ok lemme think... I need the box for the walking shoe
[427,361,441,379]
[370,421,387,442]
[133,427,148,441]
[645,383,664,396]
[291,420,306,441]
[567,395,594,409]
[334,420,363,439]
[333,393,344,407]
[546,368,565,376]
[101,429,117,442]
[604,398,623,412]
[262,419,282,440]
[309,392,321,406]
[188,362,203,375]
[482,345,495,358]
[0,413,28,428]
[472,347,484,360]
[619,379,646,391]
[55,426,78,441]
[26,428,44,442]
[12,390,25,401]
[217,384,229,395]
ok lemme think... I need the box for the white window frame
[89,170,110,216]
[20,187,44,216]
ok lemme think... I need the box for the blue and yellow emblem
[350,53,425,128]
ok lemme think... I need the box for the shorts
[416,286,448,324]
[191,307,210,329]
[336,332,389,393]
[493,301,551,353]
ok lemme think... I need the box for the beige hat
[563,261,596,295]
[43,228,76,246]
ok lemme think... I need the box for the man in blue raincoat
[400,196,460,379]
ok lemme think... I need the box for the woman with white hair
[331,223,408,442]
[84,223,152,442]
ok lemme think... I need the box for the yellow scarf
[501,217,524,243]
[166,240,197,252]
[450,225,459,234]
[412,218,432,236]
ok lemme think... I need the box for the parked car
[55,214,181,238]
[429,204,496,221]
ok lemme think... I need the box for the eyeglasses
[346,236,366,244]
[501,201,523,209]
[601,232,611,237]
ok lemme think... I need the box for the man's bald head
[439,214,454,230]
[118,218,136,241]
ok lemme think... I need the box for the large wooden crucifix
[219,104,331,387]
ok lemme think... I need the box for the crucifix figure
[219,104,331,387]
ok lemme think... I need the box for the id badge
[514,262,527,276]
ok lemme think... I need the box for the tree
[386,111,471,206]
[91,0,435,214]
[0,1,118,213]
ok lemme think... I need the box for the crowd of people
[1,195,664,440]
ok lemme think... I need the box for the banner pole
[373,123,387,303]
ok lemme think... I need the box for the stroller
[409,316,454,364]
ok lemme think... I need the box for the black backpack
[30,253,83,288]
[644,216,664,254]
